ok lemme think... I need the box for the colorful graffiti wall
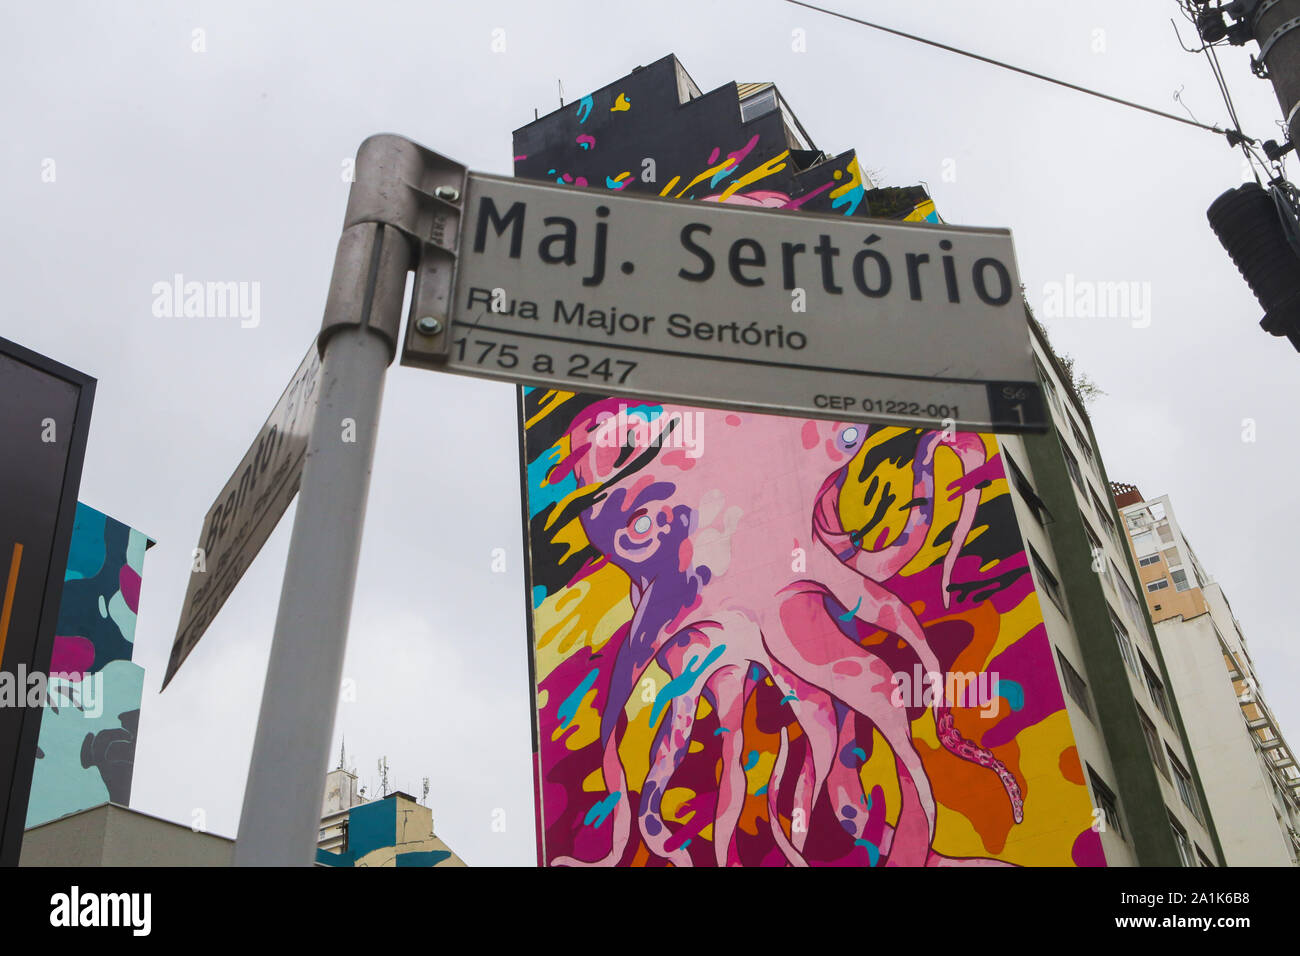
[515,56,1101,866]
[523,397,1102,866]
[316,794,465,867]
[26,503,150,826]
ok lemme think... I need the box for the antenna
[338,736,346,772]
[378,756,389,797]
[558,79,564,108]
[422,777,430,805]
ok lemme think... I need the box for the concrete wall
[1154,616,1294,865]
[20,803,233,866]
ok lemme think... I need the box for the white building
[1113,487,1300,865]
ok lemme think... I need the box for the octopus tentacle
[766,727,808,867]
[638,692,697,866]
[709,663,753,867]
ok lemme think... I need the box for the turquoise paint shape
[650,645,726,725]
[585,792,621,827]
[839,596,863,621]
[855,838,881,866]
[527,445,577,518]
[852,747,867,763]
[755,784,768,795]
[64,504,106,581]
[621,403,662,422]
[832,186,865,216]
[125,528,149,574]
[26,660,144,826]
[996,679,1025,712]
[348,798,398,860]
[395,850,453,867]
[108,590,136,644]
[532,585,547,609]
[744,750,759,771]
[558,669,599,729]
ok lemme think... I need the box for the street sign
[163,343,321,688]
[402,171,1046,432]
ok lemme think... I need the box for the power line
[782,0,1244,142]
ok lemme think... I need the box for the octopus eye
[629,512,653,535]
[841,426,860,445]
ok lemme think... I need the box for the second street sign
[402,171,1046,432]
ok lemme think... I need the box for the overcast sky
[3,0,1295,866]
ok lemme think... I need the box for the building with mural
[25,502,152,829]
[316,764,465,867]
[510,54,1220,866]
[1112,485,1300,865]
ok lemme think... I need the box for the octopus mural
[517,56,1101,866]
[523,392,1105,866]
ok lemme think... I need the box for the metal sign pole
[234,136,465,865]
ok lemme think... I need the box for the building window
[1056,649,1094,720]
[1147,578,1169,593]
[1033,354,1060,415]
[1126,511,1146,531]
[1062,444,1083,490]
[1030,547,1067,615]
[1137,706,1170,780]
[1088,767,1125,840]
[1091,488,1122,549]
[1140,654,1173,723]
[1167,750,1204,823]
[1003,451,1051,526]
[739,87,778,122]
[1071,422,1094,464]
[1138,553,1161,567]
[1114,563,1146,627]
[1168,812,1196,866]
[1112,612,1137,674]
[1131,530,1156,554]
[1171,568,1190,592]
[1157,521,1175,544]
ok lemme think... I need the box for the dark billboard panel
[0,337,94,864]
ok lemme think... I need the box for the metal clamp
[317,135,466,360]
[1256,15,1300,62]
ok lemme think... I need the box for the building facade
[27,502,153,828]
[511,54,1222,866]
[316,766,465,867]
[1112,485,1300,865]
[999,325,1222,866]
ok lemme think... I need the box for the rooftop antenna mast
[378,756,389,798]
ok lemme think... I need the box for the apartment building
[996,321,1223,865]
[1112,486,1300,864]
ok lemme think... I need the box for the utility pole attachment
[1193,1,1300,349]
[233,136,465,866]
